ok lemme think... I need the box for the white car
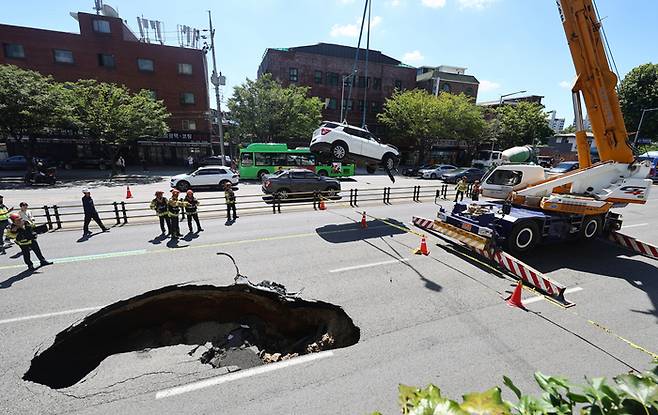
[310,121,399,171]
[171,166,239,191]
[419,164,457,179]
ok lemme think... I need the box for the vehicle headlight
[478,227,493,238]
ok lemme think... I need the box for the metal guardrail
[28,184,471,230]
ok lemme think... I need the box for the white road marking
[155,350,334,399]
[621,223,648,229]
[0,306,102,325]
[524,286,584,305]
[329,258,410,273]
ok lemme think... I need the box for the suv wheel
[430,173,437,179]
[331,143,347,160]
[176,181,190,191]
[275,188,290,199]
[219,179,230,188]
[382,154,396,171]
[324,186,338,197]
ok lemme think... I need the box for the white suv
[171,166,239,191]
[310,122,399,170]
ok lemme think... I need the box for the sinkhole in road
[23,283,360,389]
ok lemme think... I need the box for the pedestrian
[183,190,203,233]
[82,189,109,235]
[455,177,468,202]
[471,180,481,201]
[187,155,194,169]
[116,156,126,174]
[0,195,13,255]
[150,191,171,235]
[168,189,183,238]
[18,202,34,225]
[224,182,238,221]
[6,213,52,271]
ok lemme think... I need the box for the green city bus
[239,143,355,180]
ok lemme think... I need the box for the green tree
[227,74,323,143]
[562,123,577,134]
[66,79,169,168]
[619,63,658,141]
[492,102,554,149]
[377,89,485,162]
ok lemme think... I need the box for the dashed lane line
[329,258,410,273]
[0,306,102,325]
[621,223,648,229]
[154,351,334,399]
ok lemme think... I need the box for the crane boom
[557,0,634,164]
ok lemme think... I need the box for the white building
[546,110,566,133]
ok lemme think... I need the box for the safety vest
[6,223,36,246]
[456,181,468,192]
[225,190,236,205]
[183,197,199,213]
[0,204,9,221]
[168,198,181,216]
[150,197,169,217]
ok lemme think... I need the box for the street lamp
[499,90,527,105]
[633,107,658,146]
[340,70,357,123]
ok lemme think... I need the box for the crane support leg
[607,231,658,260]
[412,216,573,307]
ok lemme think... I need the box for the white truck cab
[471,150,503,169]
[481,164,546,199]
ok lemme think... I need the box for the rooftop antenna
[94,0,103,15]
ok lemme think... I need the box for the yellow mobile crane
[427,0,653,255]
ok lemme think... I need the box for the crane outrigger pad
[412,216,574,307]
[607,231,658,260]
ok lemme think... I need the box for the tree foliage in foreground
[372,364,658,414]
[227,73,323,143]
[619,63,658,141]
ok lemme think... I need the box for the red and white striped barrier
[608,232,658,260]
[412,215,572,306]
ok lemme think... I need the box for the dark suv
[262,169,340,199]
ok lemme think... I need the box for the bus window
[241,152,253,167]
[255,153,271,166]
[271,153,287,166]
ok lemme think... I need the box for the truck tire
[580,215,602,240]
[507,220,540,253]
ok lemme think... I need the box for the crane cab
[481,164,546,199]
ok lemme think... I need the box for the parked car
[0,155,28,170]
[548,161,579,174]
[310,122,399,170]
[170,166,239,191]
[419,164,457,179]
[262,169,340,199]
[402,164,433,176]
[441,167,486,184]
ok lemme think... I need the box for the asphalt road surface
[1,190,657,414]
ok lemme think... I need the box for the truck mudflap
[607,231,658,260]
[412,216,573,307]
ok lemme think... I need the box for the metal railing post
[53,205,62,229]
[113,202,121,225]
[120,202,128,223]
[354,189,358,207]
[43,205,53,230]
[349,189,354,207]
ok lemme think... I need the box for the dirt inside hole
[23,282,360,389]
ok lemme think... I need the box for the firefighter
[182,190,203,233]
[455,177,468,202]
[6,213,52,270]
[224,182,238,221]
[0,194,13,255]
[150,191,170,235]
[471,180,481,201]
[168,189,183,237]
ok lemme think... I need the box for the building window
[98,53,115,68]
[137,58,154,72]
[289,68,299,82]
[314,70,323,84]
[3,43,25,59]
[180,92,196,105]
[357,76,369,89]
[465,87,474,96]
[327,72,339,86]
[182,120,197,131]
[92,19,111,33]
[442,83,452,93]
[326,98,338,110]
[373,77,382,90]
[53,49,74,64]
[394,79,402,90]
[178,63,193,75]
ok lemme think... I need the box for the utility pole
[208,10,225,164]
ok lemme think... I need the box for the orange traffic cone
[319,199,326,210]
[414,235,430,255]
[506,279,525,309]
[126,186,133,199]
[361,212,367,229]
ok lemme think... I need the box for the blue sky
[2,0,657,125]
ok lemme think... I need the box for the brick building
[257,43,417,137]
[415,65,479,100]
[0,11,212,165]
